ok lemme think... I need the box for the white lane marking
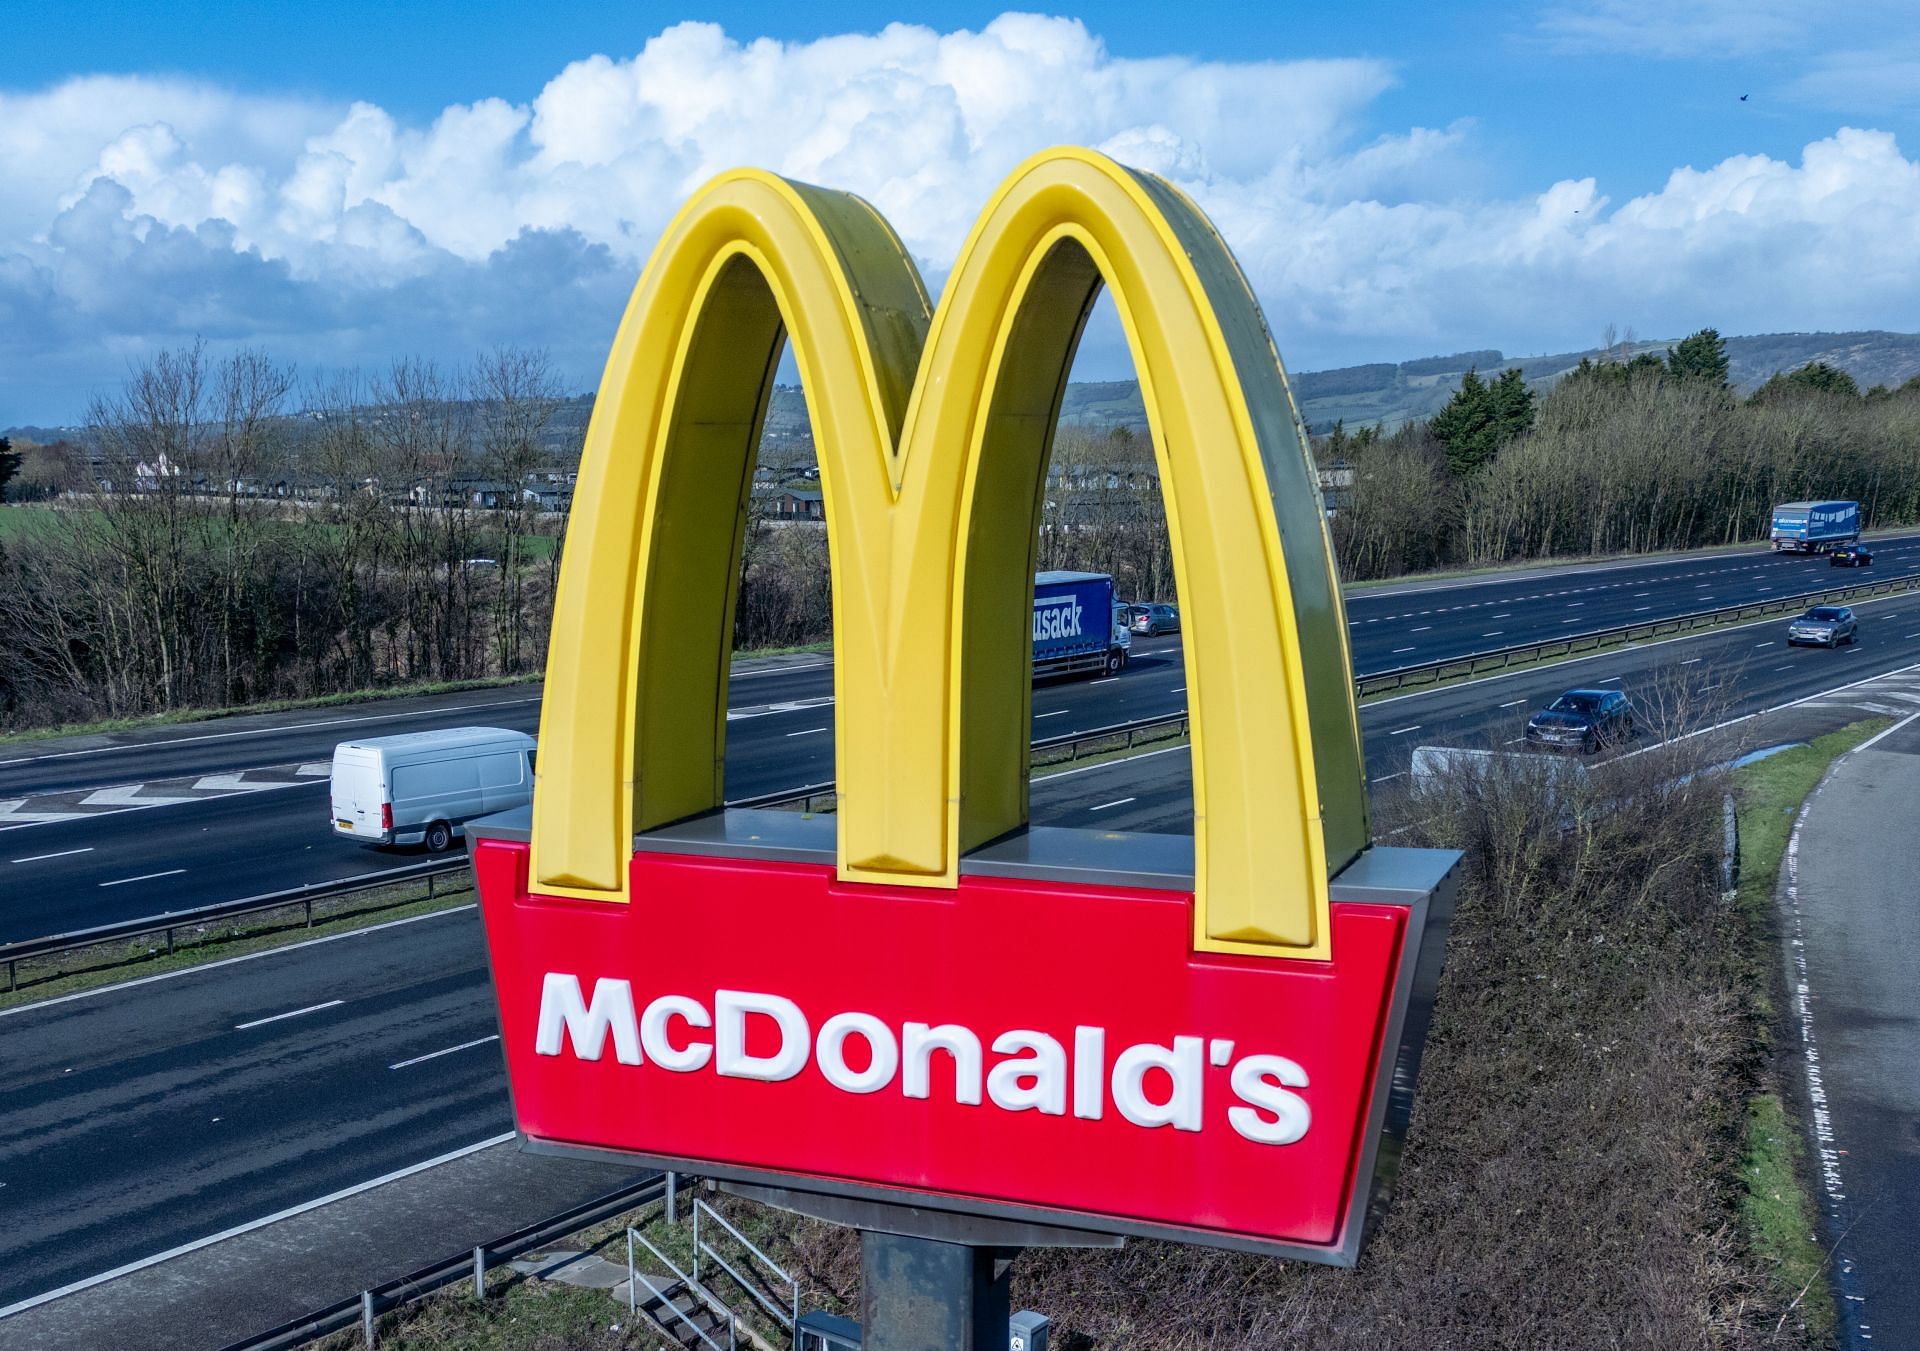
[1565,602,1583,607]
[1369,772,1406,783]
[1499,699,1528,708]
[1755,642,1772,647]
[1633,605,1652,611]
[1682,658,1702,665]
[389,1034,500,1070]
[1034,710,1069,718]
[1169,685,1186,693]
[296,763,332,776]
[1389,725,1421,736]
[1504,736,1526,744]
[98,868,185,887]
[191,773,266,792]
[0,801,89,824]
[0,1133,515,1320]
[1635,592,1649,597]
[1492,613,1511,618]
[0,905,474,1019]
[234,999,344,1030]
[1595,674,1622,682]
[1775,664,1794,671]
[1089,677,1120,685]
[1033,744,1187,784]
[1090,797,1136,812]
[1392,646,1417,654]
[1482,631,1504,638]
[11,847,94,864]
[1411,626,1432,632]
[80,784,197,808]
[784,727,827,737]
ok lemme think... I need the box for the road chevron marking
[0,761,331,832]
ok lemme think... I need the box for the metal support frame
[860,1232,1015,1351]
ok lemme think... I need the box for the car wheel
[425,821,453,853]
[1582,732,1598,755]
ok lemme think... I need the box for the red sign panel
[475,838,1423,1259]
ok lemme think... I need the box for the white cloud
[1535,0,1809,59]
[3,13,1920,422]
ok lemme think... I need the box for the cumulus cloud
[3,13,1919,421]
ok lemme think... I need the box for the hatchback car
[1787,606,1858,646]
[1525,689,1634,753]
[1129,603,1181,636]
[1829,544,1873,567]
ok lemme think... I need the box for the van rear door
[330,746,385,838]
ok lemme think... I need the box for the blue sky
[5,1,1918,423]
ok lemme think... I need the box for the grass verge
[0,875,474,1013]
[1721,716,1889,1336]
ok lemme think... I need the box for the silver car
[1787,605,1858,647]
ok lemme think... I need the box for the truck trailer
[1033,570,1131,679]
[1770,500,1860,554]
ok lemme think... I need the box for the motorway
[6,535,1920,944]
[10,566,1920,1311]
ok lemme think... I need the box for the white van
[330,727,536,852]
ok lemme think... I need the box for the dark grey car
[1787,605,1858,647]
[1525,689,1634,754]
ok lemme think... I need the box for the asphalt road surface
[1780,714,1920,1351]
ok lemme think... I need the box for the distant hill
[14,330,1920,449]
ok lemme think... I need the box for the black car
[1829,544,1873,567]
[1525,688,1634,753]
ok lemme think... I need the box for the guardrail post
[305,898,313,929]
[6,958,13,992]
[361,1289,377,1347]
[667,1170,678,1224]
[472,1246,486,1298]
[165,926,174,956]
[428,873,437,901]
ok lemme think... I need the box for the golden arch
[531,147,1367,956]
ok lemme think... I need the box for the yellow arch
[531,147,1367,956]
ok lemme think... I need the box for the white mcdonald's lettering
[533,974,1312,1146]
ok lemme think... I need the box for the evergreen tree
[0,438,19,504]
[1752,361,1861,402]
[1665,328,1729,386]
[1429,367,1535,476]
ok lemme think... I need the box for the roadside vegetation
[1330,332,1920,580]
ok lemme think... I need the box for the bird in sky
[1740,93,1750,101]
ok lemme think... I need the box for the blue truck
[1770,500,1861,554]
[1033,570,1131,679]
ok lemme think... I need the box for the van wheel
[425,821,453,853]
[1106,650,1125,675]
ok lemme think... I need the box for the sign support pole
[860,1232,1016,1351]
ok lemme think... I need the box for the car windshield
[1806,608,1843,621]
[1548,693,1601,714]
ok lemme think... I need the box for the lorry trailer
[1033,570,1131,679]
[1770,500,1860,553]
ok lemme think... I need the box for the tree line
[1325,329,1920,580]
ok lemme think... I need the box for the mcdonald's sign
[470,147,1458,1264]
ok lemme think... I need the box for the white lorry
[330,726,535,852]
